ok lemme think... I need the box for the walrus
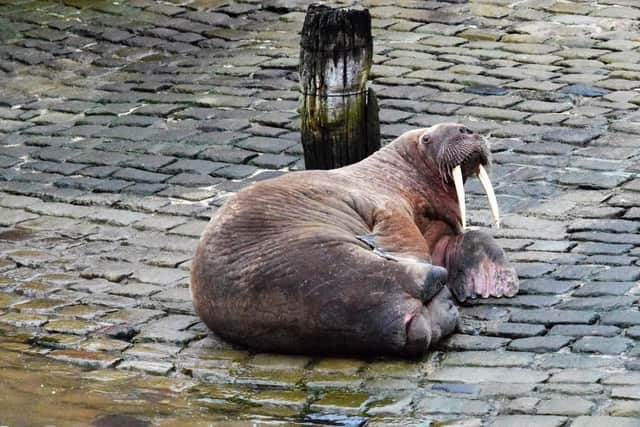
[191,123,518,357]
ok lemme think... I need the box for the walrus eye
[421,134,430,144]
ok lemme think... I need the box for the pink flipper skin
[465,258,518,299]
[435,230,519,302]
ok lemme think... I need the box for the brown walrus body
[191,124,518,357]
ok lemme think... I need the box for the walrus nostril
[459,126,473,135]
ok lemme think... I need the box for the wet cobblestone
[1,0,640,425]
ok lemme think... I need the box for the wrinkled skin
[191,123,519,357]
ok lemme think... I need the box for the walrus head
[414,123,500,231]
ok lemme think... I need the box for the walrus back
[190,172,376,351]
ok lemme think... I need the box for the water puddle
[0,327,367,427]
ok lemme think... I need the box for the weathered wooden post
[299,4,380,170]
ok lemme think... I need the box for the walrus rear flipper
[406,286,458,357]
[438,230,519,301]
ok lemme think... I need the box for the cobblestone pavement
[1,0,640,425]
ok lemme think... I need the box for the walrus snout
[457,131,490,174]
[428,126,498,230]
[434,129,489,180]
[460,148,488,179]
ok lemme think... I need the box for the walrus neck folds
[344,141,461,232]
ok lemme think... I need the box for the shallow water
[0,329,367,427]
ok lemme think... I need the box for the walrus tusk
[478,164,500,228]
[452,165,466,231]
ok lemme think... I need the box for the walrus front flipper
[368,207,434,261]
[438,230,519,301]
[357,208,449,304]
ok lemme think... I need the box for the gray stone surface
[490,416,567,427]
[571,416,640,427]
[414,396,492,415]
[549,324,620,337]
[572,337,634,354]
[429,367,549,384]
[0,0,639,424]
[537,396,594,416]
[508,336,572,353]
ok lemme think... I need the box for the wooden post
[299,4,380,170]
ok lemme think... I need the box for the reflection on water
[0,326,366,427]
